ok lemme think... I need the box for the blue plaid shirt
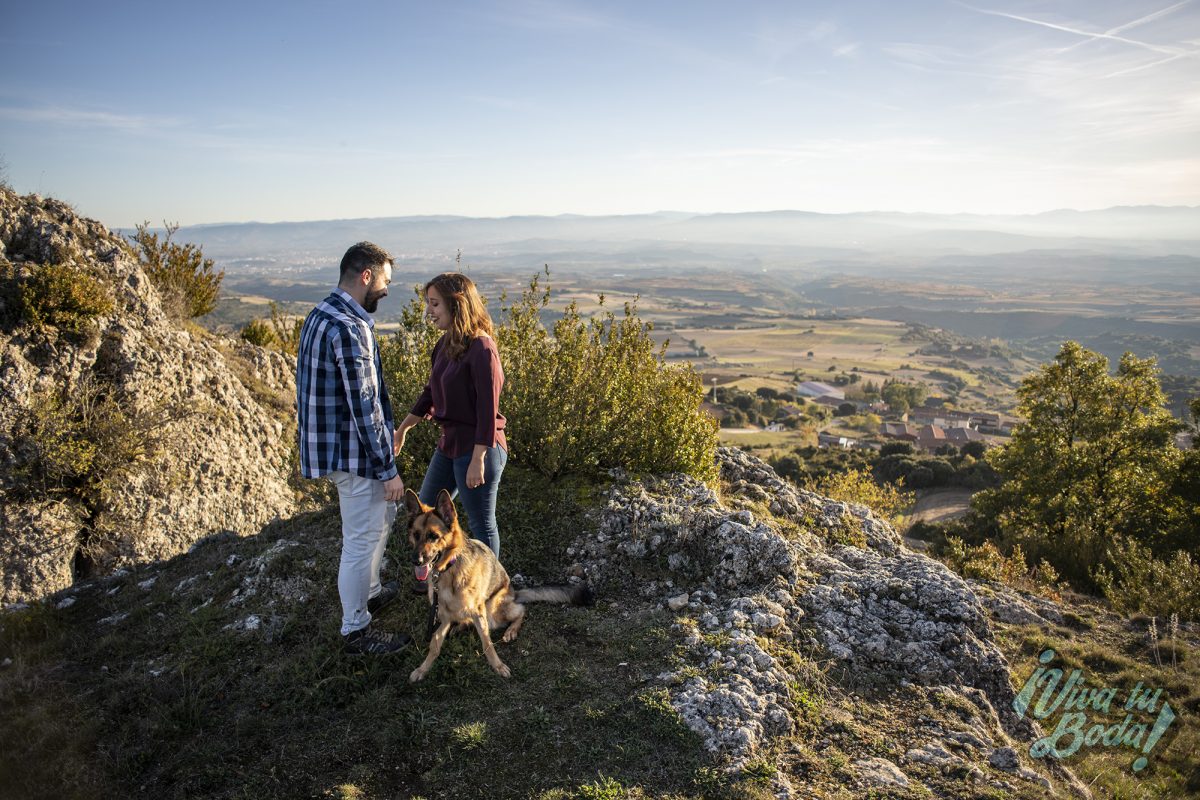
[296,288,397,481]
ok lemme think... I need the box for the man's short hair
[339,241,392,282]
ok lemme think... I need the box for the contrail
[1057,0,1193,53]
[960,2,1196,57]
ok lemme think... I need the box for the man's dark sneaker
[367,580,399,615]
[342,625,412,655]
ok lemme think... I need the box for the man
[296,241,411,654]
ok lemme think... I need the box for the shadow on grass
[1,467,761,799]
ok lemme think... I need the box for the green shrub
[495,269,718,480]
[131,222,223,318]
[239,303,302,355]
[240,318,275,347]
[378,288,443,480]
[3,375,191,570]
[380,269,719,482]
[940,536,1063,600]
[1,260,114,336]
[804,468,912,527]
[1093,537,1200,620]
[3,376,170,500]
[268,301,302,357]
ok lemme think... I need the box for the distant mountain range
[176,206,1200,263]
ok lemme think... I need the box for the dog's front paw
[409,667,428,683]
[493,662,511,679]
[501,627,519,642]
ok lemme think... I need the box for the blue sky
[2,0,1197,226]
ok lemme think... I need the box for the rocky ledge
[570,447,1091,798]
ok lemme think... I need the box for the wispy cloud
[0,105,179,132]
[627,137,973,166]
[0,102,471,167]
[488,0,615,32]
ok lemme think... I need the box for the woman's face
[425,285,452,331]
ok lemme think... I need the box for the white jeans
[329,470,397,635]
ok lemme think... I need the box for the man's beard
[363,290,385,313]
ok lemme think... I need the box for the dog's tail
[516,584,595,606]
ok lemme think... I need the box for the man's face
[362,261,393,313]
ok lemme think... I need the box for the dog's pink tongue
[414,564,431,582]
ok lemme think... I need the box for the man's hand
[382,475,405,502]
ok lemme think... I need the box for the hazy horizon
[166,202,1199,230]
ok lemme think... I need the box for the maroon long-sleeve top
[411,333,507,458]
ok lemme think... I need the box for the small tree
[131,222,223,318]
[973,342,1186,590]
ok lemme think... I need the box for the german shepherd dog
[404,488,594,682]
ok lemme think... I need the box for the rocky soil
[9,446,1171,797]
[571,448,1093,798]
[0,188,296,604]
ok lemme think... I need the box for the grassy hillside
[2,468,764,800]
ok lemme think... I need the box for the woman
[396,272,508,576]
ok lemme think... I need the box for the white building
[796,381,844,400]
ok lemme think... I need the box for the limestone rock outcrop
[573,447,1087,796]
[0,188,296,604]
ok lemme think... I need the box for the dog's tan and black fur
[404,488,593,681]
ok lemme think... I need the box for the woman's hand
[394,413,424,454]
[466,448,487,488]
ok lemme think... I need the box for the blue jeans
[418,445,507,557]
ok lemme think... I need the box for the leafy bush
[803,468,912,527]
[1093,538,1200,619]
[239,302,303,356]
[381,269,719,481]
[941,537,1063,600]
[880,441,914,456]
[2,376,190,571]
[3,376,179,501]
[240,318,275,347]
[378,289,443,480]
[1,260,114,336]
[496,269,718,480]
[268,301,302,357]
[131,222,223,318]
[973,342,1188,592]
[770,445,874,484]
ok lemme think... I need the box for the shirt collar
[333,287,375,329]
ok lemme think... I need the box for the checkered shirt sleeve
[295,291,397,481]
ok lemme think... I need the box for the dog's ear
[435,489,457,527]
[404,488,424,518]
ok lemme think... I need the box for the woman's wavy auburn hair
[424,272,495,360]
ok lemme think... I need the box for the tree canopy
[973,341,1194,595]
